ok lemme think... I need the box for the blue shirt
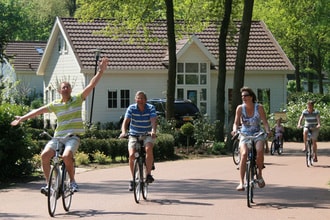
[125,103,157,135]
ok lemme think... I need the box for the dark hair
[240,86,257,103]
[307,100,315,105]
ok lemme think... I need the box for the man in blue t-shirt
[297,100,321,162]
[120,91,157,191]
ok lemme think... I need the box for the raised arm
[82,57,109,100]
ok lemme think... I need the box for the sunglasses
[241,94,250,97]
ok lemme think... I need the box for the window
[108,90,117,108]
[58,35,68,54]
[120,90,130,108]
[257,88,270,114]
[108,89,130,109]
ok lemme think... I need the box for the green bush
[154,133,175,160]
[0,103,36,181]
[75,151,90,166]
[92,150,111,164]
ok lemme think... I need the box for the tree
[216,0,233,142]
[226,0,254,147]
[0,0,22,61]
[253,0,330,94]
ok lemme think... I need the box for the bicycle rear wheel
[133,159,141,203]
[61,166,72,211]
[246,161,254,208]
[142,161,148,200]
[232,139,240,165]
[48,166,60,217]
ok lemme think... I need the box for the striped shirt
[46,93,84,137]
[302,109,320,128]
[125,103,157,136]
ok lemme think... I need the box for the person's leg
[145,142,154,175]
[237,144,247,190]
[302,128,308,151]
[41,142,56,184]
[62,150,75,182]
[256,140,265,177]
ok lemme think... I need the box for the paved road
[1,142,329,220]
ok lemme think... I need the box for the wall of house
[16,72,43,95]
[210,70,289,130]
[87,70,168,124]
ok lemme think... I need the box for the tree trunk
[165,0,176,120]
[226,0,254,148]
[216,0,233,142]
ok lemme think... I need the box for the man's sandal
[257,178,266,188]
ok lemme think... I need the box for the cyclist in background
[119,91,157,191]
[274,118,284,145]
[232,87,271,191]
[11,57,109,194]
[297,100,321,162]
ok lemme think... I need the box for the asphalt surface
[1,142,329,220]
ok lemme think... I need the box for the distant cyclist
[274,118,284,145]
[119,91,157,191]
[297,100,321,162]
[232,87,271,191]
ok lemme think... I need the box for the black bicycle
[238,131,266,208]
[40,131,75,217]
[270,136,283,155]
[231,132,240,167]
[304,126,314,167]
[127,132,151,203]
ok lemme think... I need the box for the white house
[36,17,295,126]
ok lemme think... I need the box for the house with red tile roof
[37,17,294,126]
[4,41,46,95]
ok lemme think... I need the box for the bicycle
[237,131,267,208]
[40,131,75,217]
[304,126,314,167]
[270,135,283,155]
[231,132,240,167]
[123,132,151,203]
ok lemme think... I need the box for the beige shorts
[304,127,319,140]
[128,135,154,149]
[45,136,80,154]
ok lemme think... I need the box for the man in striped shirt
[11,57,109,194]
[120,91,157,191]
[297,100,321,162]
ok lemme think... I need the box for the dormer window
[58,35,68,54]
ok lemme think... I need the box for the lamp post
[89,49,101,126]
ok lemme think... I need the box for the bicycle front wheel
[142,161,148,200]
[48,166,60,217]
[270,141,276,155]
[232,139,240,165]
[306,141,313,167]
[246,161,254,208]
[61,166,72,211]
[133,159,141,203]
